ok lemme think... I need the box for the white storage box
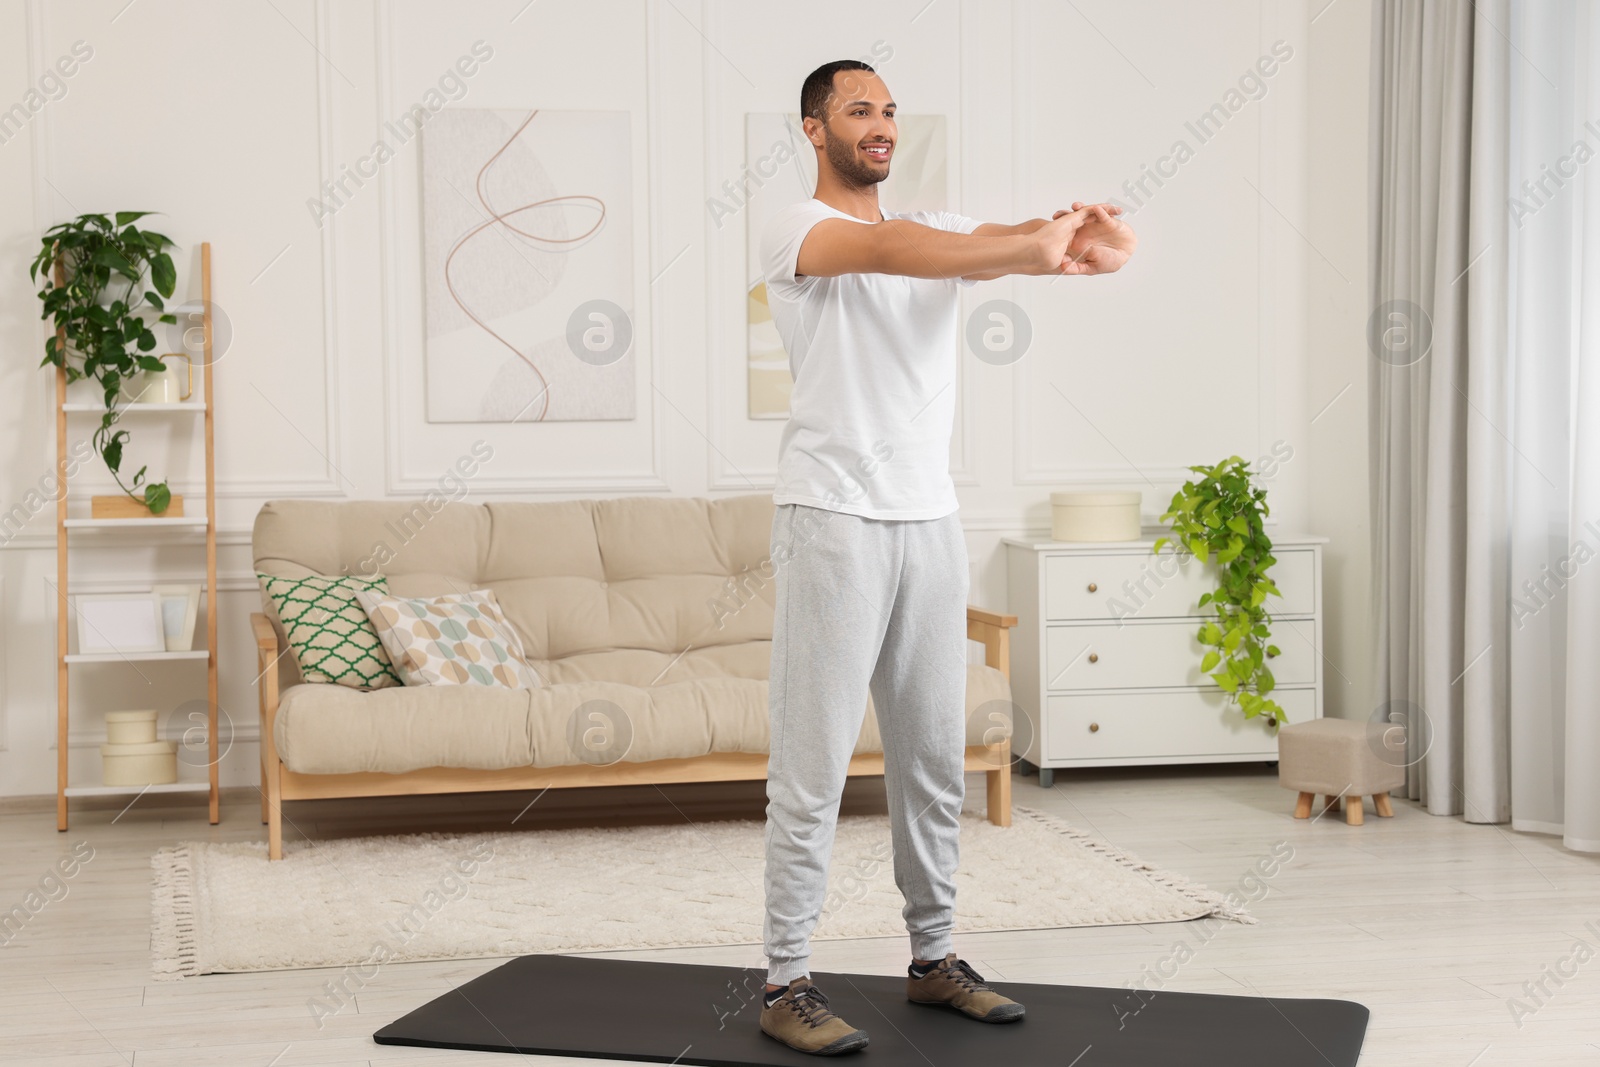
[1051,490,1143,542]
[100,740,178,786]
[104,709,159,745]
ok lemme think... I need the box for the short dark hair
[800,60,877,124]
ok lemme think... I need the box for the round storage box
[1051,490,1143,542]
[100,740,178,786]
[104,709,159,745]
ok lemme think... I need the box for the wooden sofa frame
[253,607,1019,860]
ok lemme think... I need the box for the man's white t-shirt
[759,198,980,520]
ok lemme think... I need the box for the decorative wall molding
[290,0,352,500]
[997,0,1177,487]
[1006,0,1199,486]
[28,0,59,468]
[14,0,1312,507]
[4,511,1274,549]
[1252,0,1309,523]
[64,725,260,748]
[378,0,669,495]
[0,529,255,552]
[699,0,773,493]
[25,0,347,505]
[947,0,979,485]
[0,574,7,753]
[62,479,347,502]
[54,573,258,595]
[1009,0,1280,490]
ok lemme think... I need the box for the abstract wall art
[421,108,635,422]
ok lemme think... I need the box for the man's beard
[822,124,889,188]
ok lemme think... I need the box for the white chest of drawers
[1002,533,1326,786]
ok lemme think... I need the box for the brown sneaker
[759,976,870,1056]
[906,953,1025,1022]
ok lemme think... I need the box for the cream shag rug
[150,806,1252,978]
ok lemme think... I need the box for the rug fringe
[1012,805,1258,925]
[150,844,200,980]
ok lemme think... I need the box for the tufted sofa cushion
[254,494,1013,775]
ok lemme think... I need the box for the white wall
[0,0,1373,800]
[1305,0,1375,728]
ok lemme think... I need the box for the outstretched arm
[969,219,1052,237]
[795,203,1134,282]
[952,221,1050,280]
[794,217,1053,280]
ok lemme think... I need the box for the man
[757,58,1136,1055]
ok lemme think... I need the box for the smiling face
[808,69,896,189]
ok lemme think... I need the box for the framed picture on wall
[419,108,636,424]
[73,593,167,656]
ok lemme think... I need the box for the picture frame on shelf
[152,583,202,652]
[74,592,166,655]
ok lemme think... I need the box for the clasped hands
[1036,201,1138,276]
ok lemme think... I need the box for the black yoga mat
[374,954,1369,1065]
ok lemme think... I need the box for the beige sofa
[251,493,1018,859]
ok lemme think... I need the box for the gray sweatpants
[763,502,970,985]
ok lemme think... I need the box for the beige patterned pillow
[354,588,543,689]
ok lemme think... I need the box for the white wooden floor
[3,763,1599,1066]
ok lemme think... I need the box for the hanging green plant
[1153,455,1285,726]
[29,212,179,515]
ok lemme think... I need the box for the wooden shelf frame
[54,242,220,828]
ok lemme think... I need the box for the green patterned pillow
[258,573,403,689]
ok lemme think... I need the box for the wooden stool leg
[1345,795,1364,826]
[1374,792,1395,818]
[1322,794,1342,814]
[1294,792,1313,819]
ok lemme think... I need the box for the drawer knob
[1087,582,1098,593]
[1089,722,1100,733]
[1087,652,1099,664]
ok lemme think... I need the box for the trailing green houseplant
[1153,455,1285,726]
[29,212,179,515]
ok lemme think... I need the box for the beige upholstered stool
[1277,718,1407,826]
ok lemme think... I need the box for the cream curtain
[1370,0,1600,852]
